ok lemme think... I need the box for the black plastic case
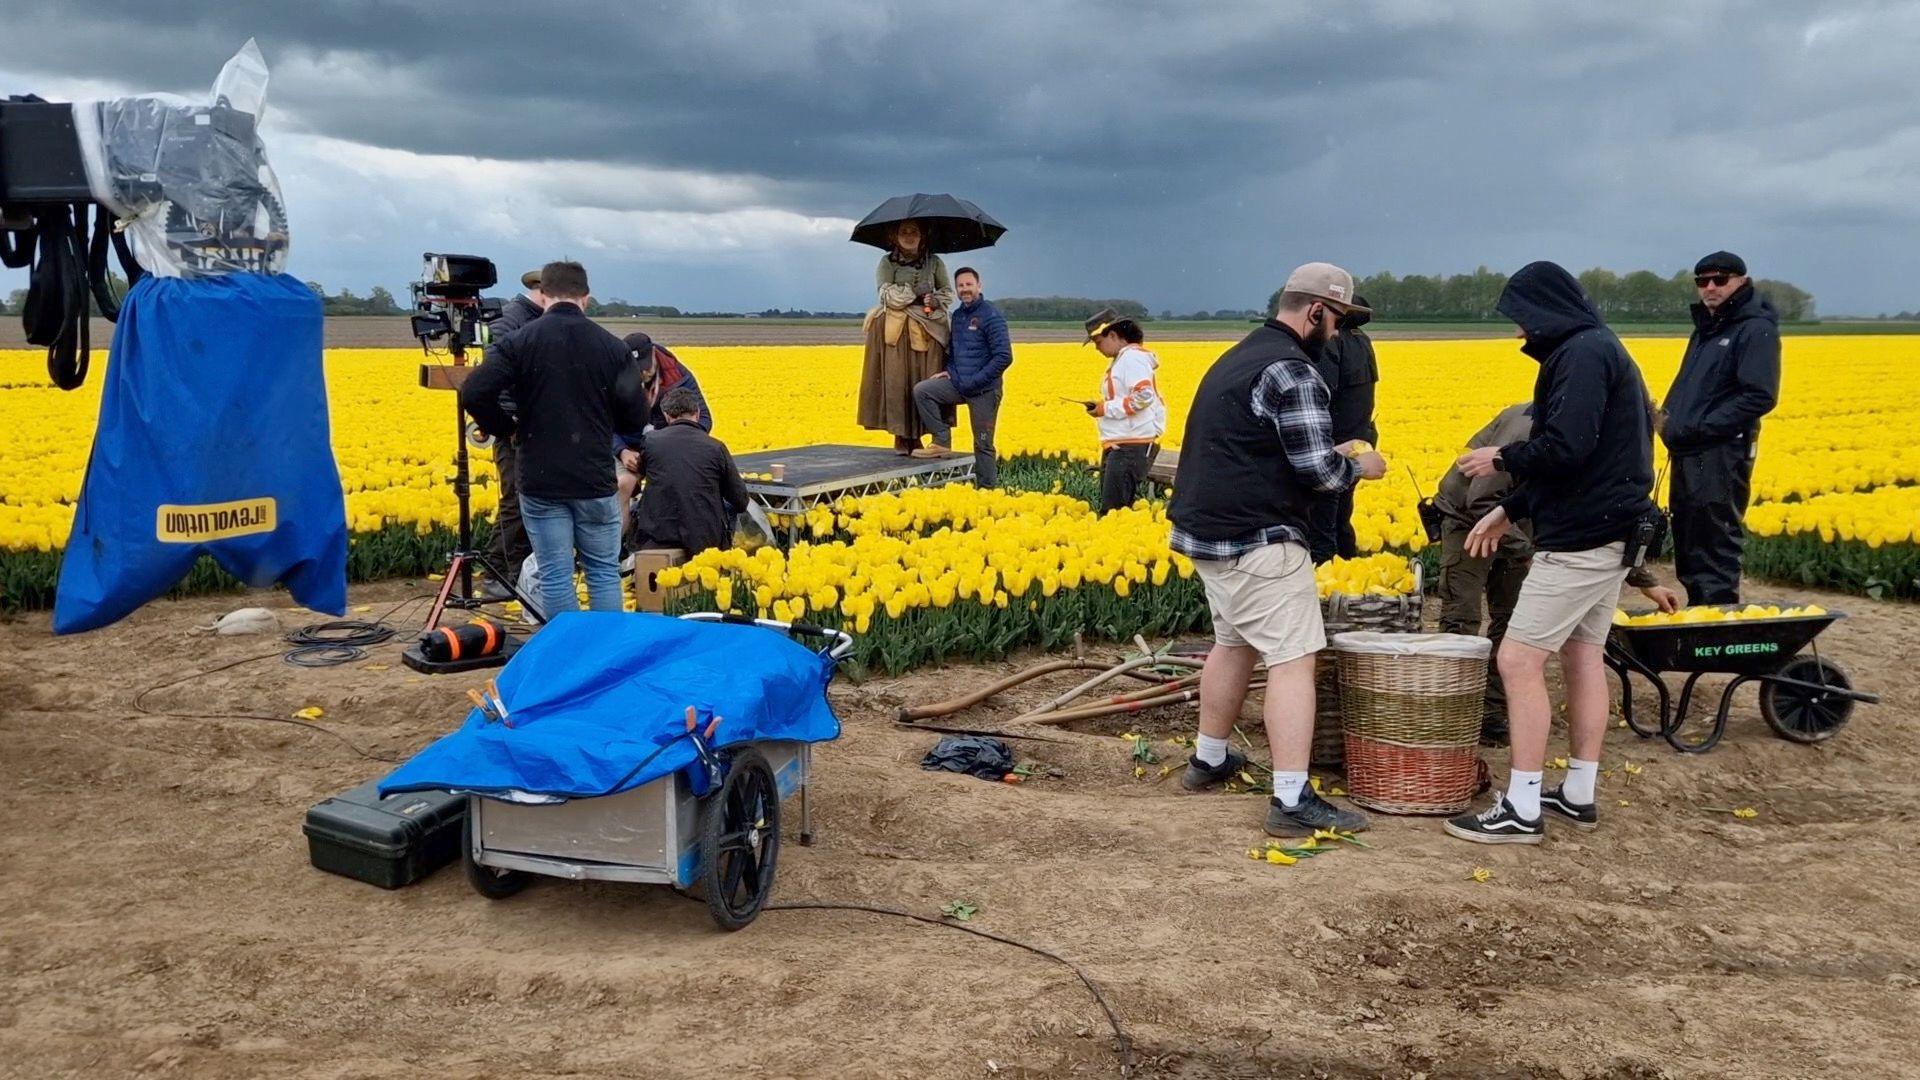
[303,780,466,889]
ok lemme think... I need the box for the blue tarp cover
[53,273,347,633]
[380,613,841,799]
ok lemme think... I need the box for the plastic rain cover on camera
[379,612,842,801]
[52,273,346,633]
[72,39,289,278]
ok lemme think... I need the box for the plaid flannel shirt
[1169,358,1358,559]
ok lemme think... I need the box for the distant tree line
[304,281,405,316]
[1266,267,1817,323]
[995,296,1150,321]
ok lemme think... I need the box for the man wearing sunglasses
[1658,251,1781,605]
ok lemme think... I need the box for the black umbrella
[850,193,1007,254]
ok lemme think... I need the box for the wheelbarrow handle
[1764,673,1880,705]
[681,611,856,661]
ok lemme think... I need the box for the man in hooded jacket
[1446,261,1657,845]
[1659,251,1780,605]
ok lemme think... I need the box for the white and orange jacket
[1096,344,1167,449]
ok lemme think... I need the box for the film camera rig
[1,41,289,389]
[409,251,503,361]
[409,252,543,672]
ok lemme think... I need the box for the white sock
[1506,770,1543,820]
[1194,734,1230,768]
[1564,758,1599,805]
[1272,771,1309,808]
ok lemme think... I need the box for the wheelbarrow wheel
[698,747,781,931]
[1760,656,1854,743]
[464,810,528,899]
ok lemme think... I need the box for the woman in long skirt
[858,220,954,453]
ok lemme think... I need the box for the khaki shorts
[1192,541,1325,666]
[1505,542,1630,652]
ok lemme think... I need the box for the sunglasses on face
[1694,273,1734,288]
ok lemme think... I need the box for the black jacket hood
[1497,261,1604,360]
[1690,282,1777,334]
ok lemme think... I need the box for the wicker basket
[1334,631,1490,814]
[1311,565,1425,769]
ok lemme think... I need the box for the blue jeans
[520,494,623,616]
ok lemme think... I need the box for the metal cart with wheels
[1606,607,1878,754]
[454,613,853,930]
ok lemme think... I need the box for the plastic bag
[919,736,1015,781]
[72,39,288,278]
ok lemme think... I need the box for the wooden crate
[630,548,688,613]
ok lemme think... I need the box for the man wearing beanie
[1659,251,1781,605]
[1168,262,1387,838]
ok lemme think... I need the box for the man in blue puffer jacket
[911,266,1012,486]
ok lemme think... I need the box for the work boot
[1181,747,1247,791]
[1265,788,1370,836]
[910,445,953,459]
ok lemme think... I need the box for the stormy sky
[3,1,1916,315]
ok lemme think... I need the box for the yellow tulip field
[2,334,1916,663]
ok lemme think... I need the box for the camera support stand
[404,364,544,675]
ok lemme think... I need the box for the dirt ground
[3,573,1917,1080]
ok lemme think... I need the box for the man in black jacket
[1306,296,1379,562]
[477,268,546,596]
[1447,261,1656,846]
[631,387,751,556]
[1167,262,1386,839]
[1660,251,1780,605]
[461,260,648,618]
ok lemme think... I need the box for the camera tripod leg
[421,550,547,632]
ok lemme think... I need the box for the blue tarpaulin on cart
[380,613,841,799]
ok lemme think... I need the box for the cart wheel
[698,747,781,931]
[463,809,528,899]
[1760,656,1855,744]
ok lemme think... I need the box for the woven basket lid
[1331,631,1491,659]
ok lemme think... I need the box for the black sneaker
[1539,785,1598,829]
[1265,787,1370,837]
[1181,747,1247,791]
[1444,798,1545,845]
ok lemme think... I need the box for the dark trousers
[1098,443,1160,515]
[913,376,1001,487]
[1670,440,1754,605]
[487,439,532,580]
[1306,487,1358,564]
[1437,520,1531,724]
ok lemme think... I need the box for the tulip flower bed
[4,334,1918,612]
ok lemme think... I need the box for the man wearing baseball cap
[1167,262,1387,837]
[1658,250,1781,605]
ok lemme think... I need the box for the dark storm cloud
[2,0,1917,312]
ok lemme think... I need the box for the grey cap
[1280,262,1368,315]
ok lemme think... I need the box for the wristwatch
[1491,450,1506,473]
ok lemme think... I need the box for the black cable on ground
[763,900,1134,1075]
[128,593,445,762]
[131,651,401,763]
